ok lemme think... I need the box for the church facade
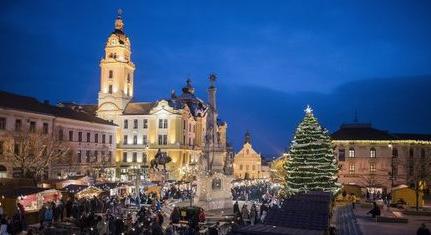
[93,13,230,180]
[233,132,265,179]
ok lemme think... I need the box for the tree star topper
[305,105,313,114]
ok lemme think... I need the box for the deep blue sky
[1,1,431,155]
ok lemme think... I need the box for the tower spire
[114,9,124,32]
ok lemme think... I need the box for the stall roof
[0,187,47,198]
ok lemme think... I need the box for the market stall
[0,187,61,215]
[62,185,103,199]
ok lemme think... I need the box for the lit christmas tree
[284,105,340,196]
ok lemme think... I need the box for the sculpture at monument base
[193,171,233,210]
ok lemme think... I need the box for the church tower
[97,10,135,123]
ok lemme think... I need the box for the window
[77,151,82,163]
[349,164,355,174]
[86,150,90,163]
[15,119,22,131]
[142,135,147,145]
[86,132,91,142]
[78,132,82,142]
[124,120,128,129]
[392,148,398,158]
[370,162,376,173]
[108,85,113,94]
[127,73,131,83]
[29,121,36,132]
[143,119,148,129]
[69,131,74,141]
[43,123,49,134]
[370,148,376,158]
[95,133,98,143]
[123,135,128,145]
[338,149,345,161]
[159,119,168,129]
[94,151,98,162]
[108,151,112,163]
[123,152,127,162]
[133,152,137,162]
[348,148,355,158]
[0,141,4,155]
[58,129,64,141]
[0,118,5,130]
[133,135,137,145]
[133,119,138,129]
[108,70,113,79]
[158,135,167,145]
[109,135,113,144]
[102,134,106,144]
[183,120,186,130]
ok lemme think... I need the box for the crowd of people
[231,181,279,203]
[161,183,195,201]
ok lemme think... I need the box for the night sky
[1,1,431,156]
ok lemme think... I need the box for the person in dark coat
[170,207,181,224]
[233,201,240,215]
[367,202,381,218]
[417,223,431,235]
[151,218,163,235]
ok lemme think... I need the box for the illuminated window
[349,164,355,174]
[370,162,376,173]
[143,119,148,129]
[349,148,355,158]
[124,120,128,129]
[123,135,128,145]
[108,70,113,79]
[108,85,113,94]
[370,148,376,158]
[133,119,138,129]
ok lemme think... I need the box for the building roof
[392,133,431,141]
[123,102,157,115]
[264,192,332,231]
[331,123,392,140]
[331,123,431,141]
[0,91,115,126]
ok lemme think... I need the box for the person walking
[250,204,257,225]
[241,204,249,224]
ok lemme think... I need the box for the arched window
[349,148,355,158]
[370,148,376,158]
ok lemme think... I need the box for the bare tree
[2,130,70,180]
[407,150,431,211]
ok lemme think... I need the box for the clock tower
[97,10,135,124]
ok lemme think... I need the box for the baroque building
[332,123,431,193]
[233,132,265,179]
[0,91,117,179]
[92,12,229,180]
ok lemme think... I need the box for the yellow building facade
[95,12,228,180]
[233,132,263,179]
